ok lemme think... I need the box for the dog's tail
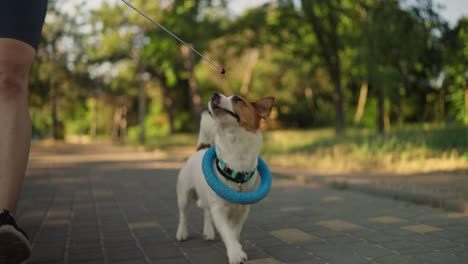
[196,111,215,151]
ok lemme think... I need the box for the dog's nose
[211,93,220,104]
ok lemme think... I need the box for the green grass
[141,126,468,173]
[262,126,468,172]
[274,126,466,156]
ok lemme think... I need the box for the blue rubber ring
[202,146,271,204]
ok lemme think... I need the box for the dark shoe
[0,210,31,264]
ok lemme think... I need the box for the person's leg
[0,1,48,262]
[0,0,48,213]
[0,39,37,264]
[0,38,36,212]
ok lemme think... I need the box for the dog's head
[208,93,275,132]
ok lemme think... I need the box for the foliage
[444,17,468,123]
[29,0,468,142]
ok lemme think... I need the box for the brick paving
[16,143,468,263]
[271,166,468,213]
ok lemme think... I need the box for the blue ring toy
[202,146,271,204]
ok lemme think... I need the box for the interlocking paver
[262,245,314,262]
[151,258,189,264]
[414,252,462,264]
[144,244,184,260]
[401,224,443,234]
[128,221,160,230]
[368,216,406,224]
[17,143,468,264]
[317,219,362,231]
[374,254,419,264]
[353,244,396,260]
[279,207,304,213]
[320,195,343,202]
[245,258,282,264]
[270,228,316,242]
[446,213,468,219]
[182,247,228,263]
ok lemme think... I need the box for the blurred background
[31,0,467,174]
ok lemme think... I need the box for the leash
[121,0,225,74]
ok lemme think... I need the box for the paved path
[271,167,468,213]
[17,143,468,264]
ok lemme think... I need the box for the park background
[30,0,468,174]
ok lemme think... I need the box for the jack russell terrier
[176,92,275,264]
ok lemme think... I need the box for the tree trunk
[354,82,368,125]
[398,86,405,127]
[465,86,468,126]
[50,82,59,140]
[120,97,128,142]
[419,93,427,124]
[138,70,146,144]
[161,81,175,134]
[90,97,98,139]
[330,61,345,134]
[301,0,344,134]
[240,49,260,97]
[438,88,445,123]
[181,46,202,132]
[377,87,385,133]
[384,107,391,130]
[112,100,122,141]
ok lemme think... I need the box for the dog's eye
[232,96,243,103]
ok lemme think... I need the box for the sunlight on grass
[262,128,335,154]
[144,133,197,150]
[262,126,468,173]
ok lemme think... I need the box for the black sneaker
[0,210,31,264]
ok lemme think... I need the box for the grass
[144,133,198,150]
[142,126,468,174]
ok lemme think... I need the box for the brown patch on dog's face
[232,95,275,132]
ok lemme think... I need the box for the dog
[176,92,275,264]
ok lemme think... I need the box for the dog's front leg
[211,206,247,264]
[234,207,249,240]
[176,188,191,241]
[203,209,215,240]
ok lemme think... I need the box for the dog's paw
[176,226,189,241]
[203,226,215,240]
[227,246,247,264]
[203,232,215,240]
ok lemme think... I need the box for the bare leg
[0,39,36,212]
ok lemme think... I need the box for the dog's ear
[252,96,275,118]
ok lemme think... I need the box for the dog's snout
[211,93,220,104]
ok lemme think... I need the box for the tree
[301,0,346,134]
[86,0,149,141]
[444,17,468,125]
[360,0,444,132]
[30,0,90,139]
[142,0,227,133]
